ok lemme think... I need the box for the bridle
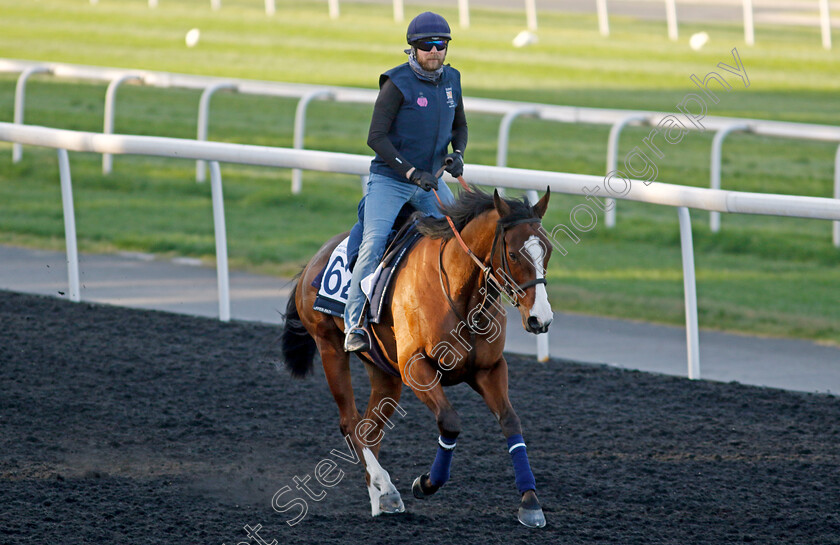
[432,168,547,341]
[488,216,547,301]
[432,167,546,307]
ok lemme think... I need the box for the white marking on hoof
[368,482,382,517]
[362,448,403,516]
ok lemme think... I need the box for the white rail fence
[86,0,833,48]
[3,122,840,377]
[3,59,840,246]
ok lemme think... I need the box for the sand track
[1,291,838,544]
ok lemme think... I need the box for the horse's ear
[532,187,550,219]
[493,189,511,217]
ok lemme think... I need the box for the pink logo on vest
[417,96,428,107]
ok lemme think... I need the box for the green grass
[0,0,839,344]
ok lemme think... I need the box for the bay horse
[280,186,553,527]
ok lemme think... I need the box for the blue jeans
[343,172,455,331]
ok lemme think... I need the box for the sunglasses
[413,39,449,51]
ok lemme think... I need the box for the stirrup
[344,329,370,353]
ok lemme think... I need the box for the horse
[280,185,553,527]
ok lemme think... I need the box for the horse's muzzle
[526,316,552,334]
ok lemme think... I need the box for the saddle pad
[310,227,423,379]
[312,237,352,318]
[312,224,423,325]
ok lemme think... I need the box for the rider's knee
[359,231,389,253]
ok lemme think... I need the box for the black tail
[281,280,317,378]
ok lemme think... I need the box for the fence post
[328,0,339,19]
[196,82,238,183]
[211,0,221,10]
[13,66,51,163]
[665,0,678,41]
[292,89,334,194]
[710,123,750,232]
[265,0,275,16]
[819,0,832,50]
[208,161,231,322]
[149,0,158,7]
[834,144,840,247]
[597,0,610,36]
[605,114,648,228]
[743,0,755,45]
[393,0,404,22]
[678,207,700,379]
[525,0,538,30]
[459,0,470,28]
[57,149,81,303]
[103,74,144,175]
[497,106,540,199]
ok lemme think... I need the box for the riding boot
[344,328,370,353]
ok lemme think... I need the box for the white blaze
[523,235,553,324]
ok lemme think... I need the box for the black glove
[444,152,464,178]
[408,169,439,192]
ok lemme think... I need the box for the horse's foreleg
[359,366,405,516]
[470,358,546,528]
[403,356,461,500]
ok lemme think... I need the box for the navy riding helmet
[406,11,451,44]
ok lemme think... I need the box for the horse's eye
[508,251,517,261]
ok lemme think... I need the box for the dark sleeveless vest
[369,63,462,180]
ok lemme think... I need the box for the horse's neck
[441,211,499,298]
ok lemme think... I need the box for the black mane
[414,185,537,240]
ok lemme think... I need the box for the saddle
[311,218,422,323]
[310,200,424,378]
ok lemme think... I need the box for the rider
[343,11,468,352]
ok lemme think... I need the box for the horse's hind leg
[313,324,405,516]
[359,366,405,516]
[470,357,546,528]
[314,326,362,443]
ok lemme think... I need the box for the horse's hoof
[379,491,405,514]
[411,473,440,499]
[411,475,427,499]
[518,490,546,528]
[518,506,546,528]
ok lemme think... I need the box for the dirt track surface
[1,290,839,545]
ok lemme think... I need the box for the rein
[431,172,483,367]
[427,167,547,365]
[431,168,545,309]
[432,172,475,259]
